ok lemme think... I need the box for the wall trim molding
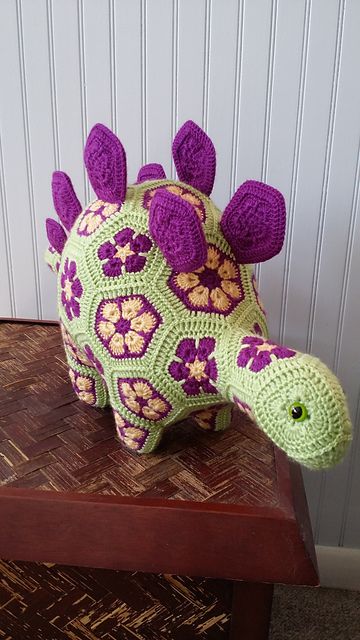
[316,545,360,591]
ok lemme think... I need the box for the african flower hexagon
[143,184,206,222]
[69,368,97,405]
[118,378,171,421]
[60,258,83,321]
[169,245,244,314]
[237,336,296,373]
[77,199,119,237]
[97,227,152,278]
[114,412,149,451]
[95,294,161,359]
[169,337,218,396]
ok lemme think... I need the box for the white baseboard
[316,545,360,591]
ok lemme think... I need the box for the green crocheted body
[46,180,266,449]
[44,121,352,469]
[45,178,351,469]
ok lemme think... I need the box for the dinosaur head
[226,335,352,469]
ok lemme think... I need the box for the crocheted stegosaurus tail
[220,330,352,470]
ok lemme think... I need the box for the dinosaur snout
[252,354,352,470]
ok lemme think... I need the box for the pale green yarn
[222,339,352,470]
[46,179,352,468]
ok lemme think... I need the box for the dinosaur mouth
[294,434,352,470]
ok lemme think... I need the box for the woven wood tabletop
[0,321,278,507]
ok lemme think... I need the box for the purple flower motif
[83,345,104,375]
[169,337,218,396]
[77,200,119,237]
[237,336,296,373]
[60,258,83,321]
[98,227,152,278]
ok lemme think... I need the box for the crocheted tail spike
[221,180,286,264]
[52,171,82,231]
[46,218,67,254]
[172,120,216,196]
[149,188,207,272]
[136,163,166,183]
[84,123,127,204]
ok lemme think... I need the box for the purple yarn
[149,188,207,272]
[136,163,166,183]
[52,171,82,231]
[172,120,216,196]
[221,180,286,264]
[169,336,218,396]
[237,336,296,373]
[46,218,67,254]
[84,123,127,204]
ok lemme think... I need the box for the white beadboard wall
[0,0,359,548]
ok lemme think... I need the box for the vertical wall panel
[260,0,307,342]
[83,0,112,130]
[1,0,360,549]
[176,0,206,140]
[51,0,86,202]
[114,0,142,182]
[146,0,173,174]
[207,0,239,210]
[234,0,272,184]
[311,0,360,546]
[21,0,58,320]
[0,136,14,317]
[0,0,39,318]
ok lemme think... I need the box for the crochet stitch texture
[45,120,352,469]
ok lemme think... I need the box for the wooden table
[0,321,318,639]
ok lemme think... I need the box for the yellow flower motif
[78,200,119,236]
[109,333,125,355]
[186,358,207,382]
[171,245,243,314]
[98,321,116,340]
[144,185,206,222]
[122,298,143,320]
[118,378,170,421]
[76,376,93,391]
[102,302,121,323]
[114,412,149,450]
[96,295,160,359]
[130,312,157,333]
[78,391,96,404]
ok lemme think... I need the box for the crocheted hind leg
[191,403,234,432]
[67,360,109,408]
[113,409,165,453]
[60,327,109,408]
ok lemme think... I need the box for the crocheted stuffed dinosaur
[45,121,351,469]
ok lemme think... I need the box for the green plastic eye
[289,402,308,422]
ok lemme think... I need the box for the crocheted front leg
[60,324,109,408]
[67,360,109,408]
[191,403,234,432]
[113,409,165,454]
